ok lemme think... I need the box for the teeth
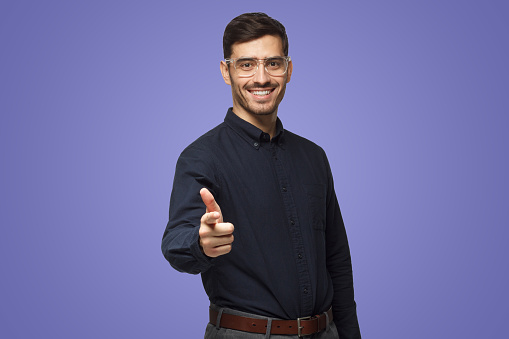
[252,90,271,96]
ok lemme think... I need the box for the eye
[266,58,284,69]
[236,59,256,70]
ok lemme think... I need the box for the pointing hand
[199,188,234,257]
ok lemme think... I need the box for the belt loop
[264,318,272,339]
[324,309,330,332]
[215,308,224,330]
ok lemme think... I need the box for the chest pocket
[303,183,326,231]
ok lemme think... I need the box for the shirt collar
[224,107,285,149]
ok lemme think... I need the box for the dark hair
[223,12,289,59]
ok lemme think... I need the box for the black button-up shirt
[162,108,360,338]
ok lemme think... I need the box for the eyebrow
[236,56,285,59]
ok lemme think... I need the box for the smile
[248,88,274,97]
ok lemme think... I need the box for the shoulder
[173,123,230,178]
[180,122,228,157]
[284,129,326,156]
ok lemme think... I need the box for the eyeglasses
[224,56,291,77]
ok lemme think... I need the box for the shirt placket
[269,141,314,316]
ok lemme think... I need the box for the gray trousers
[204,305,339,339]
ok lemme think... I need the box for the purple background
[1,1,508,338]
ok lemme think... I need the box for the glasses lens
[231,57,288,76]
[235,58,257,76]
[265,57,287,76]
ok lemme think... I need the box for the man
[162,12,361,338]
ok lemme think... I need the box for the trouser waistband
[209,305,333,337]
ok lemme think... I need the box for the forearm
[327,254,360,338]
[325,177,361,337]
[161,223,211,274]
[161,145,219,274]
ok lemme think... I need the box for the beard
[241,100,279,116]
[231,78,287,117]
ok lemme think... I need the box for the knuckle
[200,238,210,247]
[200,213,208,223]
[198,227,208,238]
[207,245,232,257]
[209,247,221,257]
[205,249,217,258]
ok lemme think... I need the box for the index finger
[200,188,221,213]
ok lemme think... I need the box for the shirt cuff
[189,227,213,272]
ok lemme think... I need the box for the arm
[161,144,234,274]
[324,154,361,338]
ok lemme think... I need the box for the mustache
[245,83,277,90]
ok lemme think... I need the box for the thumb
[200,188,222,215]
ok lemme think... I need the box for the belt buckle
[297,316,312,337]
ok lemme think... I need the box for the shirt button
[282,187,287,192]
[253,142,259,147]
[298,253,302,259]
[290,219,295,225]
[303,288,308,294]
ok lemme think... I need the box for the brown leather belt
[209,307,333,337]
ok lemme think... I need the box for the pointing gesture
[199,188,234,257]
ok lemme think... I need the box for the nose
[252,60,271,85]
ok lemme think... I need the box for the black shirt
[162,108,360,338]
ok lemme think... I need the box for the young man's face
[220,35,292,119]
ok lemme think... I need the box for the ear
[286,59,293,84]
[220,61,232,85]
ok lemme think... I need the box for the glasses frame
[224,56,292,78]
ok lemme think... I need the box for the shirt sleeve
[161,144,220,274]
[323,152,362,338]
